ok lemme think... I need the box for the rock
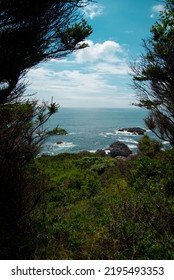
[108,141,132,158]
[56,141,63,145]
[95,149,106,156]
[118,127,146,135]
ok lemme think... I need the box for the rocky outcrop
[56,141,63,145]
[95,149,106,156]
[118,127,146,135]
[108,141,132,157]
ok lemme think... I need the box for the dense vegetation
[132,0,174,147]
[12,137,173,260]
[0,0,92,259]
[2,132,174,259]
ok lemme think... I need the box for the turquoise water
[41,107,151,155]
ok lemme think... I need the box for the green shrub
[138,135,162,157]
[129,149,174,196]
[29,151,174,259]
[76,155,116,174]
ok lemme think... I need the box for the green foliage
[0,157,49,259]
[29,151,174,260]
[76,155,116,174]
[131,0,174,146]
[0,0,93,103]
[129,148,174,196]
[127,149,174,259]
[138,135,162,157]
[60,19,92,50]
[0,1,93,259]
[47,126,68,136]
[2,149,173,260]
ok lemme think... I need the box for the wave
[89,150,97,153]
[68,131,84,135]
[127,144,138,149]
[99,132,116,137]
[118,138,139,144]
[42,141,76,155]
[99,130,143,138]
[115,130,140,137]
[54,142,76,149]
[163,141,170,145]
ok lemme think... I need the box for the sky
[26,0,164,108]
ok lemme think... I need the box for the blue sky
[26,0,164,108]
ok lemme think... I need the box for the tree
[0,0,92,103]
[0,0,92,259]
[0,99,60,257]
[131,0,174,147]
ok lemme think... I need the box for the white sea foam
[105,132,116,136]
[115,130,139,136]
[100,129,146,138]
[44,141,76,154]
[127,144,137,149]
[118,138,139,144]
[54,142,76,149]
[69,132,83,135]
[163,141,170,145]
[99,131,121,137]
[99,132,114,137]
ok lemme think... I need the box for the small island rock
[118,127,146,135]
[107,141,132,158]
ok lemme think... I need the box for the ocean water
[41,107,152,155]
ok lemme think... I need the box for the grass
[30,150,174,259]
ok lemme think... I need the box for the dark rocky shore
[96,127,146,158]
[96,141,132,158]
[118,127,146,135]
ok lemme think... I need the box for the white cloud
[83,3,104,19]
[26,39,132,107]
[152,4,164,12]
[26,65,133,107]
[151,4,164,18]
[27,67,117,97]
[75,40,124,63]
[90,62,130,75]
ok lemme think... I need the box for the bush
[129,149,174,196]
[18,151,174,260]
[138,135,162,157]
[76,155,116,174]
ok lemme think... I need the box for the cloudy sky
[26,0,164,108]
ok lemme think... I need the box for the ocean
[41,107,153,155]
